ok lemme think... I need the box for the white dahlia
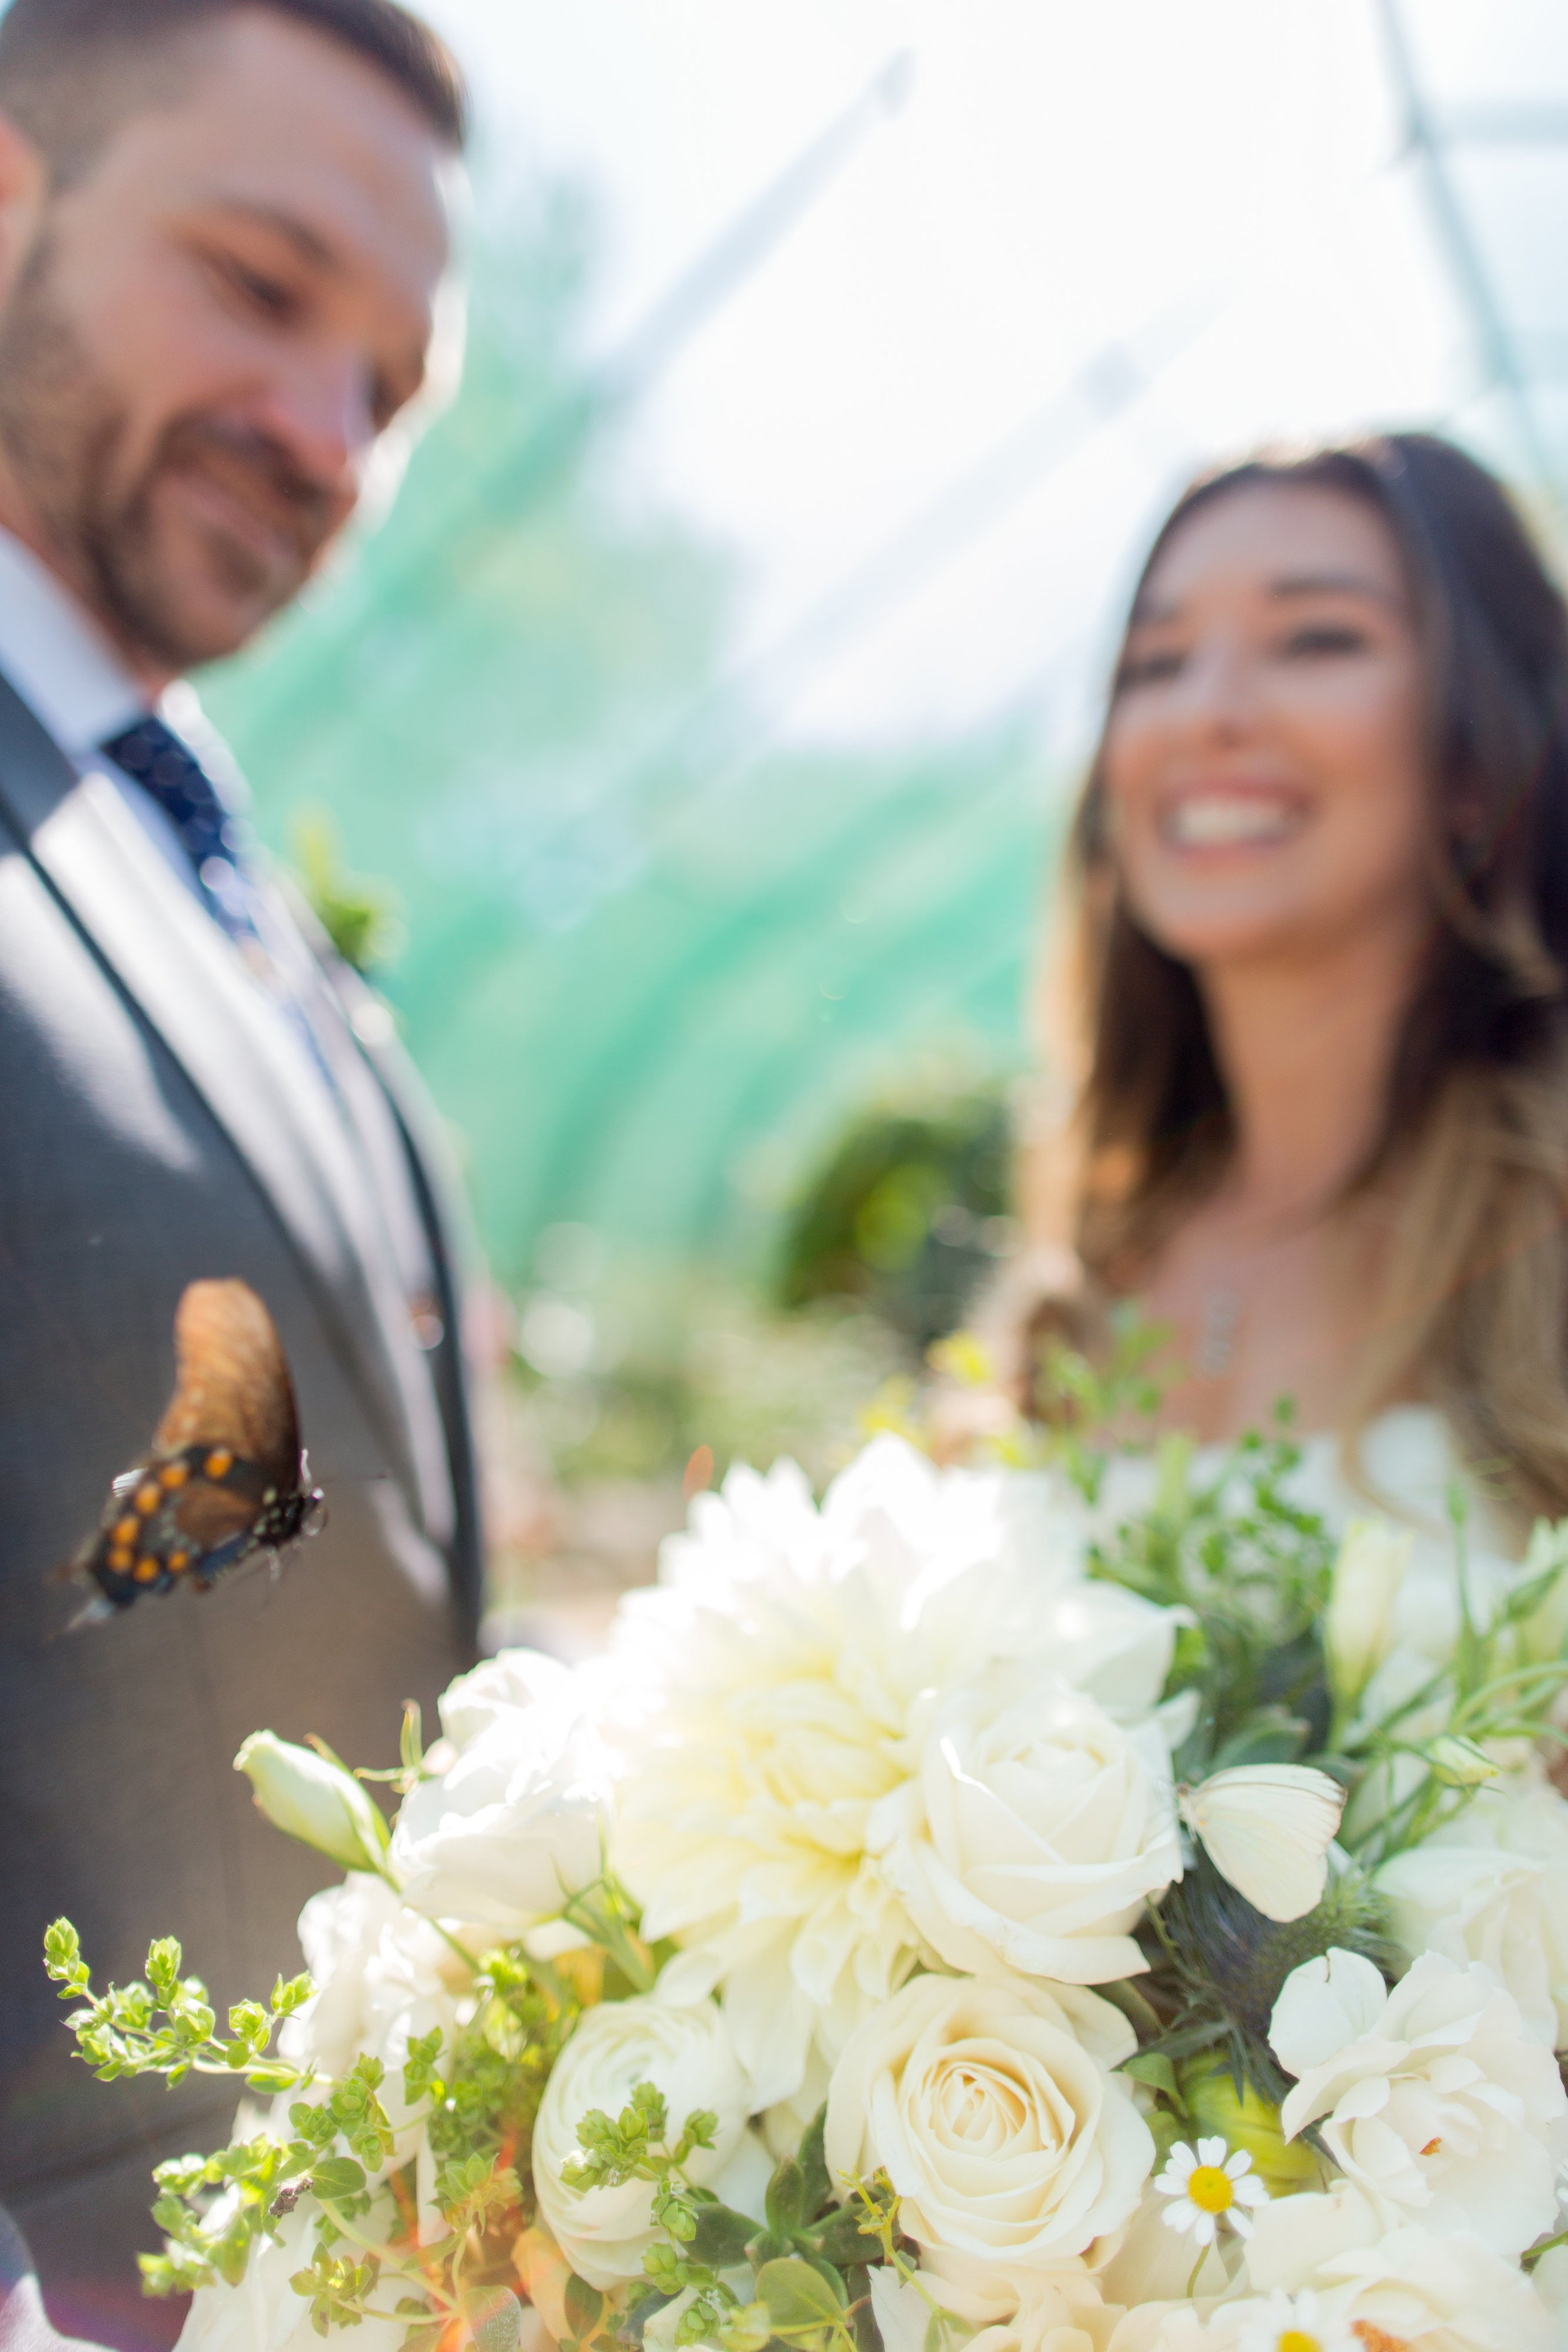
[607,1436,1175,2106]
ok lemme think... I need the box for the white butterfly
[1178,1764,1345,1922]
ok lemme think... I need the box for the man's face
[0,7,461,679]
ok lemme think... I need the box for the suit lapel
[0,671,453,1546]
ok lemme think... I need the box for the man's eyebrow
[205,200,339,273]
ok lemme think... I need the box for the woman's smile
[1157,783,1310,854]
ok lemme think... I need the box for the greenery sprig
[44,1919,315,2094]
[563,2092,948,2352]
[44,1917,572,2340]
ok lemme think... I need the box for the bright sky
[418,0,1530,756]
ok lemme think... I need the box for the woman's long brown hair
[1032,432,1568,1520]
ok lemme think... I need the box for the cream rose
[867,2265,1115,2352]
[869,1668,1180,1984]
[278,1874,467,2131]
[1377,1775,1568,2048]
[1241,2199,1554,2352]
[531,1993,760,2289]
[389,1650,607,1934]
[824,1972,1153,2291]
[1270,1947,1568,2255]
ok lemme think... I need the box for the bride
[994,429,1568,1543]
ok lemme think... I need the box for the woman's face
[1100,481,1430,972]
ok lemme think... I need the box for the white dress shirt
[0,524,215,898]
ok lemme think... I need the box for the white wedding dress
[1097,1402,1528,1669]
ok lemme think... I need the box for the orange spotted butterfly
[64,1278,326,1620]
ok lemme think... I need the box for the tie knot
[102,715,248,877]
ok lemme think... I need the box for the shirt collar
[0,526,147,756]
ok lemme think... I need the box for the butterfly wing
[1180,1765,1345,1922]
[154,1278,302,1494]
[61,1280,320,1619]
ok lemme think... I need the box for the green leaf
[801,2209,874,2267]
[689,2203,759,2267]
[756,2257,847,2335]
[43,1919,83,1981]
[1121,2051,1182,2104]
[563,2277,605,2346]
[614,2291,674,2349]
[796,2106,831,2218]
[147,1937,184,1991]
[462,2286,526,2352]
[765,2155,808,2237]
[309,2158,368,2203]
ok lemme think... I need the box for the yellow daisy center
[1278,2334,1322,2352]
[1186,2163,1235,2213]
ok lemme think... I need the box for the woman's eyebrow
[1268,570,1402,607]
[1128,571,1402,627]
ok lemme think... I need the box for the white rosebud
[234,1732,391,1877]
[1179,1765,1344,1922]
[1324,1520,1412,1705]
[1424,1733,1500,1787]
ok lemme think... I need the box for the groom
[0,4,481,2348]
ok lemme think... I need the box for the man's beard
[0,239,337,672]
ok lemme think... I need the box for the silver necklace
[1195,1285,1242,1379]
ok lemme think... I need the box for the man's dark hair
[0,0,469,178]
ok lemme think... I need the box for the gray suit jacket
[0,673,481,2351]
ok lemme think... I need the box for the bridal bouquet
[48,1423,1568,2352]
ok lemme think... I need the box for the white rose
[435,1648,585,1750]
[1027,1579,1181,1727]
[867,2265,1113,2352]
[390,1653,607,1934]
[824,1972,1153,2291]
[1270,1947,1567,2254]
[1103,2225,1554,2349]
[278,1875,467,2129]
[531,1994,759,2288]
[1377,1776,1568,2048]
[869,1668,1180,1984]
[1242,2204,1553,2352]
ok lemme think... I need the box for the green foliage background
[200,188,1055,1289]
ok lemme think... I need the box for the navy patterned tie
[100,714,341,1097]
[100,714,260,943]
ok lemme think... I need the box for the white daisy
[1236,2289,1358,2352]
[1153,2134,1269,2245]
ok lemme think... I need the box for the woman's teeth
[1162,795,1300,848]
